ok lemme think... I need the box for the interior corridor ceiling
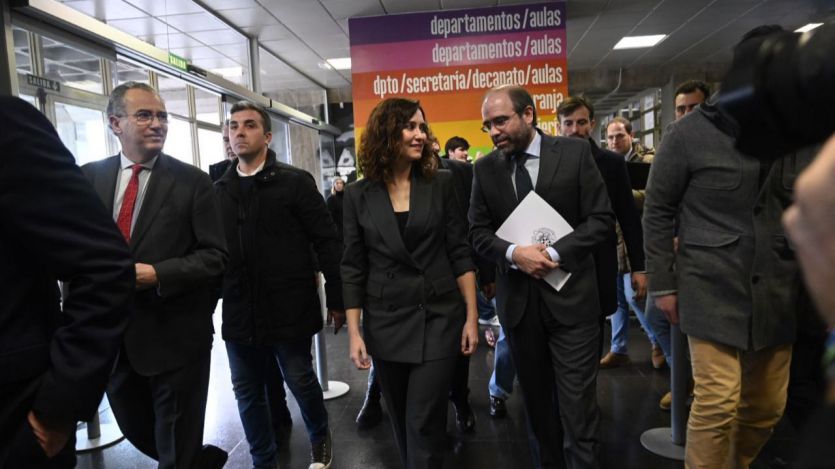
[51,0,833,111]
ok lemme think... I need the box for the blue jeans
[225,338,328,469]
[610,273,657,354]
[477,290,496,321]
[645,294,673,365]
[489,325,516,400]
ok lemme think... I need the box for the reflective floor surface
[76,315,799,469]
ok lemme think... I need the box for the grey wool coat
[643,102,813,351]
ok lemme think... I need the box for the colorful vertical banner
[349,1,567,157]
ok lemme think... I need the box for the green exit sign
[168,53,188,71]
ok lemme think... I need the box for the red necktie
[117,164,143,243]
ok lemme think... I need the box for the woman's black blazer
[341,170,474,363]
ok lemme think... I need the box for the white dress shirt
[112,153,158,236]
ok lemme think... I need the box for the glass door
[46,94,113,166]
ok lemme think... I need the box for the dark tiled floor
[76,316,799,469]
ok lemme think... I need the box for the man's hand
[327,309,346,334]
[654,293,679,325]
[481,282,496,300]
[512,244,558,279]
[135,263,158,290]
[631,272,647,303]
[27,411,73,458]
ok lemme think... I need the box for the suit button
[388,304,395,311]
[752,275,760,284]
[418,304,424,310]
[386,272,394,279]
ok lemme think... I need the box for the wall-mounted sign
[167,52,189,72]
[349,1,567,157]
[26,74,61,92]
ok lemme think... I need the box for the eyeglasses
[120,110,169,125]
[481,114,516,133]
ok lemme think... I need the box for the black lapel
[535,134,564,193]
[94,155,121,214]
[130,154,176,248]
[403,171,430,251]
[364,180,418,268]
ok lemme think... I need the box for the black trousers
[0,377,76,469]
[448,353,470,403]
[374,356,457,469]
[107,351,211,469]
[505,287,601,469]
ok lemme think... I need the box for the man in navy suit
[0,97,134,468]
[469,86,613,469]
[82,82,228,469]
[557,97,649,370]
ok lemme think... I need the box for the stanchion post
[75,409,125,452]
[640,315,687,460]
[314,272,350,400]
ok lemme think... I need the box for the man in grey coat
[643,25,810,469]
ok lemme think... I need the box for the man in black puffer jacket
[215,100,344,469]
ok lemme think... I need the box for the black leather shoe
[489,396,507,419]
[198,444,228,469]
[452,398,475,433]
[356,396,383,429]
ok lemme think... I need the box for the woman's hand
[349,333,372,369]
[460,318,479,356]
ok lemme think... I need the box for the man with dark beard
[469,85,613,469]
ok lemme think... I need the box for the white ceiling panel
[242,24,293,41]
[256,0,327,22]
[140,32,200,49]
[300,34,350,50]
[287,20,344,36]
[194,56,245,69]
[320,0,385,19]
[162,12,230,33]
[217,8,277,29]
[107,17,174,36]
[200,0,261,10]
[60,0,147,21]
[211,43,250,59]
[126,0,204,16]
[335,18,350,32]
[168,45,227,60]
[188,29,248,46]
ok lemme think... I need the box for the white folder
[496,192,573,291]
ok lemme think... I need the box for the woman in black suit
[342,98,478,469]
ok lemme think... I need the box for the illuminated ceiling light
[794,23,823,33]
[613,34,667,50]
[325,57,351,70]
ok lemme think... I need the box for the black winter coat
[215,150,343,344]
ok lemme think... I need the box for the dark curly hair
[358,98,438,182]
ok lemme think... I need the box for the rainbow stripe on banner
[349,1,568,158]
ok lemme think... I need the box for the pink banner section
[351,29,567,74]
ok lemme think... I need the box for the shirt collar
[237,160,265,177]
[120,152,158,170]
[523,131,542,158]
